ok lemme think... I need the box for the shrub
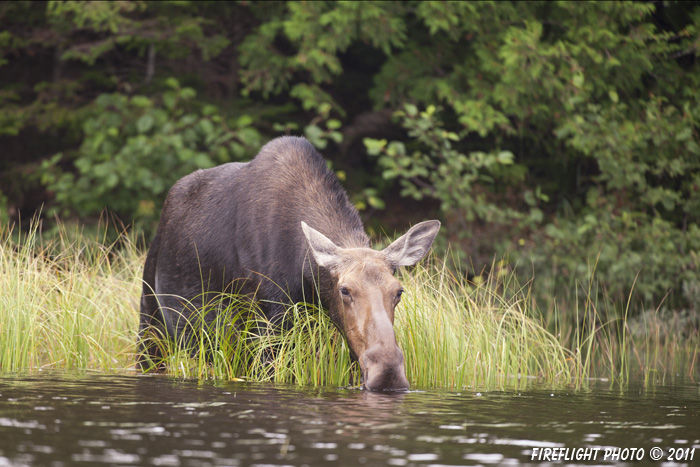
[40,78,261,230]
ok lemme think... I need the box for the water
[0,373,698,466]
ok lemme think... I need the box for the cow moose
[138,136,440,391]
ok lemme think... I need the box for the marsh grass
[136,297,359,385]
[0,219,142,372]
[539,265,699,385]
[1,218,697,388]
[395,258,574,388]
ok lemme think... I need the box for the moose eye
[340,287,351,298]
[395,289,404,301]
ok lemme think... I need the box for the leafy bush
[41,79,261,229]
[365,104,544,263]
[363,2,700,313]
[543,96,700,308]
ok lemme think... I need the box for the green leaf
[163,91,177,111]
[368,195,386,210]
[329,131,343,143]
[305,124,326,149]
[105,173,119,189]
[165,77,180,89]
[236,115,254,128]
[687,140,700,155]
[676,127,692,141]
[524,190,536,207]
[387,141,406,157]
[202,105,218,116]
[363,138,387,156]
[198,119,214,136]
[136,114,154,134]
[327,119,342,130]
[193,153,213,168]
[497,150,514,165]
[131,95,152,107]
[179,87,197,100]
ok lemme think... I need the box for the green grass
[0,220,140,372]
[1,218,697,389]
[395,259,575,388]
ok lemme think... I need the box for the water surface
[0,372,698,466]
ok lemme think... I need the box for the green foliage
[540,213,700,308]
[239,1,406,110]
[546,96,700,306]
[0,0,242,226]
[365,104,542,260]
[46,1,230,65]
[301,101,343,150]
[362,2,700,312]
[3,1,700,316]
[40,79,261,227]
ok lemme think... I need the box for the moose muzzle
[361,344,409,391]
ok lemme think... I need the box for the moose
[138,136,440,391]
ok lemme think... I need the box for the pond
[0,372,698,466]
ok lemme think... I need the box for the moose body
[138,136,440,390]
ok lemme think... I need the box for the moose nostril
[361,346,408,391]
[364,366,409,392]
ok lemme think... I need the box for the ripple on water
[0,374,698,466]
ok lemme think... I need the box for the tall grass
[395,259,574,388]
[1,218,697,388]
[536,262,699,385]
[0,219,142,372]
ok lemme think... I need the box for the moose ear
[301,221,342,270]
[383,220,441,268]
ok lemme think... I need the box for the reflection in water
[0,372,698,466]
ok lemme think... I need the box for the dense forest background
[1,1,699,319]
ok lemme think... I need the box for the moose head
[302,220,441,391]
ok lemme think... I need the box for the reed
[0,219,141,372]
[394,258,574,388]
[1,218,696,388]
